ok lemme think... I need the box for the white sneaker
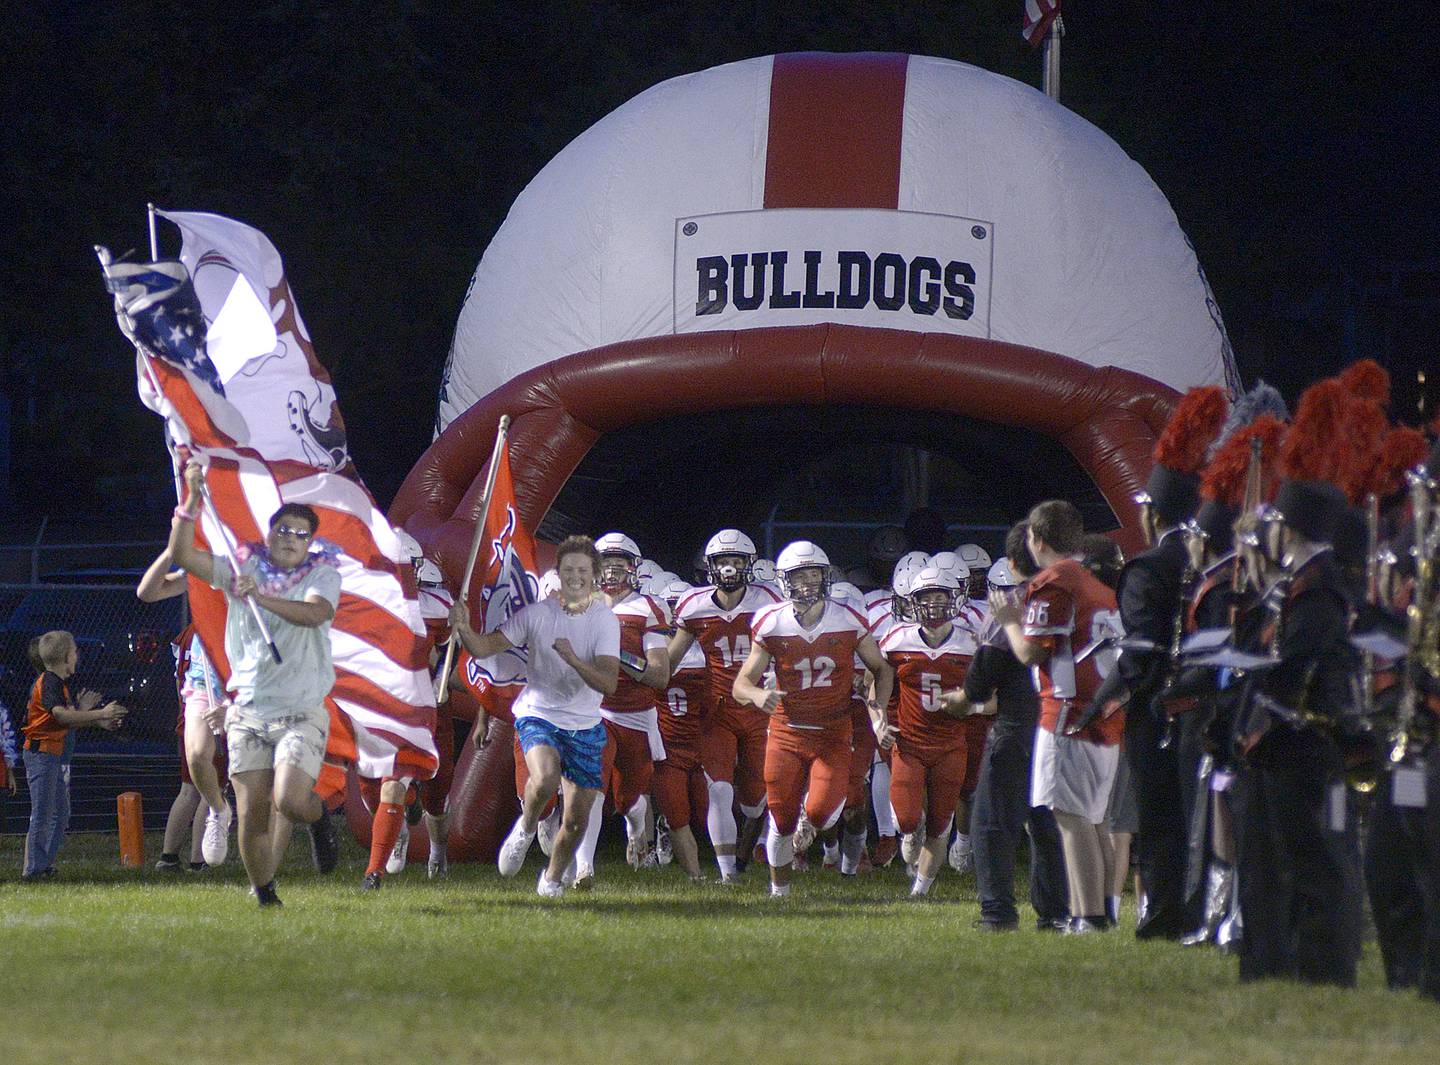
[947,832,974,874]
[385,820,411,875]
[536,870,564,898]
[427,842,449,880]
[498,820,536,877]
[900,831,924,867]
[201,802,232,866]
[654,817,673,865]
[537,806,561,857]
[792,811,817,855]
[572,863,595,891]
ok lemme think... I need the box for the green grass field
[2,831,1436,1065]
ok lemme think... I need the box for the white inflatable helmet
[704,528,757,590]
[538,568,561,599]
[596,532,643,593]
[908,565,963,626]
[987,558,1020,590]
[776,541,832,609]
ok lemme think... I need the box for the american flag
[1023,0,1061,48]
[99,212,438,782]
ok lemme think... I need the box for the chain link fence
[1,557,186,836]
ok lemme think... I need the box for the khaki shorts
[225,703,329,780]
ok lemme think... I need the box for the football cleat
[385,820,410,876]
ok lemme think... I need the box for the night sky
[3,1,1435,527]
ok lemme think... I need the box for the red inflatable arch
[380,324,1177,862]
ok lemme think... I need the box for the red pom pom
[1152,386,1229,476]
[1337,359,1390,407]
[1200,414,1287,508]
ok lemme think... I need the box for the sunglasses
[272,524,314,541]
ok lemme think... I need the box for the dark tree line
[2,0,1433,520]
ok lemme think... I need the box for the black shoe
[254,880,283,908]
[186,861,208,873]
[974,919,1019,933]
[308,812,339,874]
[1036,917,1068,933]
[361,871,383,891]
[155,854,183,872]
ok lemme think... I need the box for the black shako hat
[1270,479,1348,544]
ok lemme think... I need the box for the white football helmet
[751,558,778,585]
[829,580,866,615]
[705,528,757,591]
[929,550,972,587]
[957,544,992,597]
[596,532,643,594]
[655,575,692,609]
[890,552,931,621]
[909,566,963,626]
[635,558,663,584]
[643,569,679,595]
[987,558,1020,590]
[776,541,831,610]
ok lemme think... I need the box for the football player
[733,542,894,897]
[652,575,711,879]
[882,566,988,896]
[574,534,672,880]
[668,530,782,882]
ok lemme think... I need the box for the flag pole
[147,202,160,260]
[435,414,512,701]
[1043,16,1063,101]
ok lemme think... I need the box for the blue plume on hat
[1206,380,1288,460]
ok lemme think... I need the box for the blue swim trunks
[514,717,607,790]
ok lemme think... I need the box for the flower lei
[233,538,342,597]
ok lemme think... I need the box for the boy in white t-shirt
[451,535,620,897]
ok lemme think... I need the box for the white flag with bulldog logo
[145,210,438,781]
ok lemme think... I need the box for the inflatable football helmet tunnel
[368,53,1238,861]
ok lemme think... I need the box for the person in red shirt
[668,529,782,882]
[883,566,991,897]
[733,541,894,898]
[988,501,1125,934]
[652,575,711,880]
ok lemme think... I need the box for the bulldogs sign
[673,208,993,338]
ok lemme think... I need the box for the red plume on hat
[1337,398,1392,504]
[1200,414,1288,508]
[1152,386,1229,475]
[1362,427,1429,502]
[1279,378,1351,484]
[1337,359,1390,408]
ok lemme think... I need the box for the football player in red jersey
[668,530,782,882]
[882,566,991,896]
[652,575,711,879]
[577,533,673,878]
[733,542,894,898]
[989,501,1125,933]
